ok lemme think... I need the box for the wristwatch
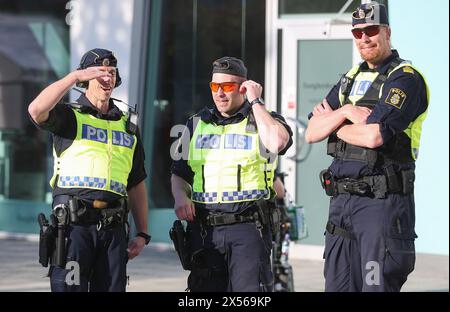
[250,97,265,106]
[136,232,151,245]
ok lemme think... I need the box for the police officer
[171,56,293,292]
[28,48,151,292]
[305,2,429,292]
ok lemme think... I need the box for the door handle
[286,117,312,163]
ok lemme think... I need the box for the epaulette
[198,107,214,123]
[245,110,257,133]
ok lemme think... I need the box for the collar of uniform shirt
[211,100,252,125]
[76,94,122,120]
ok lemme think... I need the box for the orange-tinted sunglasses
[209,82,241,92]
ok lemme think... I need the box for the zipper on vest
[237,164,241,192]
[216,125,225,203]
[107,120,112,189]
[201,165,205,193]
[263,162,268,192]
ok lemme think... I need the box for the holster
[258,199,282,237]
[38,197,128,268]
[169,220,192,270]
[262,200,281,238]
[38,213,56,268]
[320,169,337,196]
[53,204,69,267]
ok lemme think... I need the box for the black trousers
[187,221,273,292]
[49,223,128,292]
[324,193,417,292]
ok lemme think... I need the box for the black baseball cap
[212,56,247,78]
[76,48,121,88]
[352,1,389,26]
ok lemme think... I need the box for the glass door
[281,23,354,245]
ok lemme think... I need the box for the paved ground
[0,239,447,292]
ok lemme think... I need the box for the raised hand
[240,80,263,103]
[75,66,112,84]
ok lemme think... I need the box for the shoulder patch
[402,66,415,74]
[385,88,407,109]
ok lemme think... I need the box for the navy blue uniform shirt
[313,50,428,178]
[171,101,293,213]
[29,94,147,202]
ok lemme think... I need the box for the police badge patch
[385,88,407,109]
[358,9,365,18]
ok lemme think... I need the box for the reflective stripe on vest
[188,117,277,204]
[50,108,136,196]
[192,189,269,203]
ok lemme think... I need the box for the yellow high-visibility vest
[188,117,277,204]
[50,108,136,196]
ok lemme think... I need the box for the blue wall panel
[389,0,449,255]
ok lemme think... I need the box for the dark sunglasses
[209,82,241,92]
[351,25,383,39]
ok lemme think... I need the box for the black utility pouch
[401,170,415,194]
[320,169,336,196]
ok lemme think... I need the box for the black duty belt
[326,221,355,240]
[320,169,415,199]
[54,197,128,225]
[195,206,262,227]
[76,198,125,210]
[206,212,259,226]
